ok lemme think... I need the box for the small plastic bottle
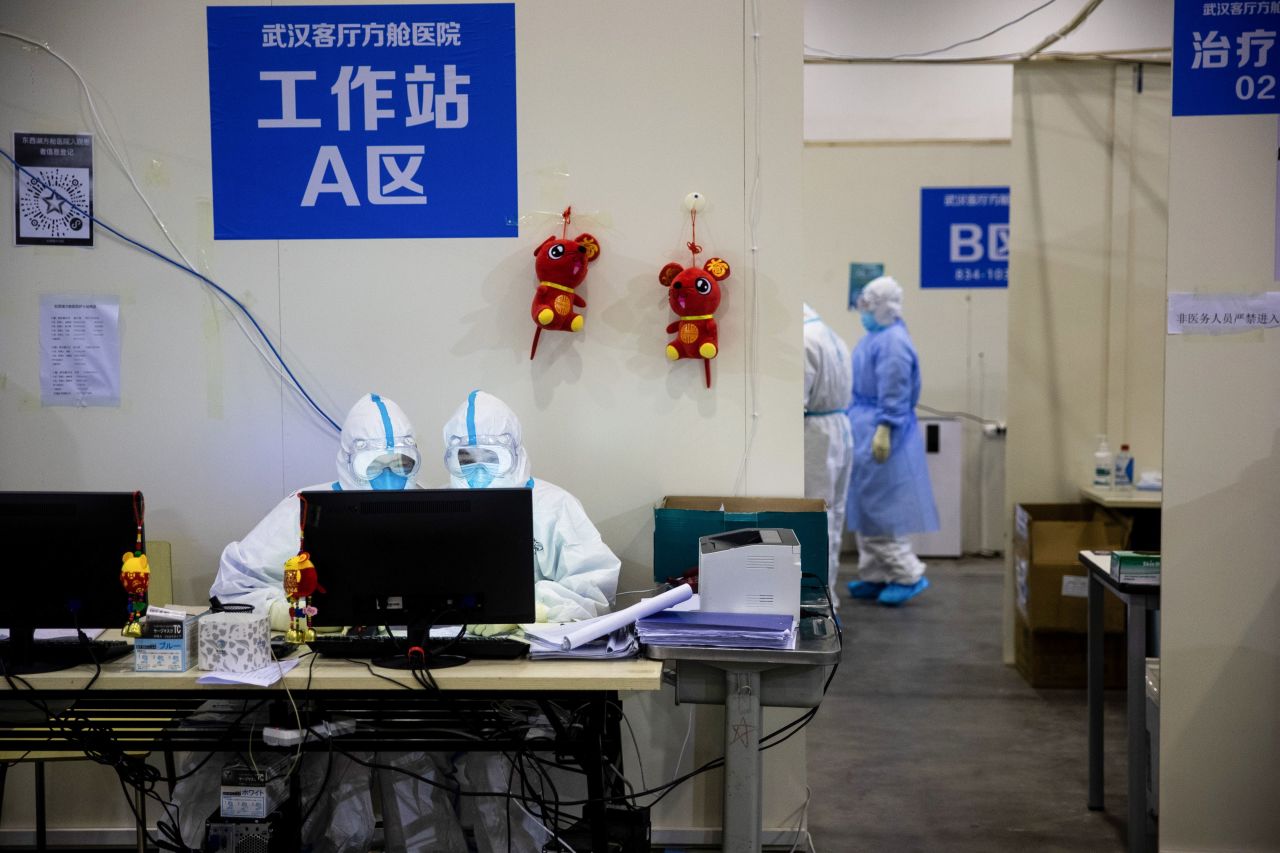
[1113,444,1133,491]
[1092,435,1113,488]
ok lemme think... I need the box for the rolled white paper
[523,583,694,651]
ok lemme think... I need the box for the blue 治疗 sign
[919,187,1009,289]
[207,4,516,239]
[1173,0,1280,116]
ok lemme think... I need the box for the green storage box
[653,496,830,584]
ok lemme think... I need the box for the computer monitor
[301,487,535,635]
[0,491,141,672]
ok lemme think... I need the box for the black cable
[609,699,647,792]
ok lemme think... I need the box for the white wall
[802,141,1010,554]
[804,0,1174,141]
[0,0,807,840]
[1003,62,1169,660]
[1161,114,1280,850]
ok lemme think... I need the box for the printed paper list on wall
[919,187,1009,289]
[1173,0,1280,116]
[206,4,516,239]
[39,296,120,407]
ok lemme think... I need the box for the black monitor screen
[0,491,141,630]
[302,488,535,628]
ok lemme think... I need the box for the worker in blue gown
[844,276,939,606]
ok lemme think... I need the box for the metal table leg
[135,785,146,853]
[1088,572,1105,810]
[723,669,762,852]
[1128,596,1148,853]
[35,760,46,853]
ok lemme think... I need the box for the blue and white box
[135,605,205,672]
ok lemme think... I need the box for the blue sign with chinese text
[207,4,516,239]
[919,187,1009,289]
[1173,1,1280,116]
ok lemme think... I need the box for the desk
[1079,484,1162,509]
[1,653,662,852]
[1080,550,1159,853]
[644,604,841,851]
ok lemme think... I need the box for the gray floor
[805,555,1131,853]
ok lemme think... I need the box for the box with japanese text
[134,605,206,672]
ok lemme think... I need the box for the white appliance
[908,417,963,557]
[698,528,801,622]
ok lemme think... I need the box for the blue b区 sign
[919,187,1009,289]
[207,4,516,239]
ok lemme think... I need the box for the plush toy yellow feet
[699,342,718,359]
[537,308,554,326]
[570,315,584,332]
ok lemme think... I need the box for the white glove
[470,623,519,637]
[872,424,892,463]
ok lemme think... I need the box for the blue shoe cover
[847,580,887,600]
[877,577,930,606]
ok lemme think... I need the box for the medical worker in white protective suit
[803,303,854,609]
[385,389,619,852]
[181,393,462,853]
[845,277,939,606]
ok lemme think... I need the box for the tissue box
[135,605,206,672]
[198,612,271,672]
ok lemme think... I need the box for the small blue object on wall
[848,262,884,309]
[207,4,516,239]
[919,187,1009,289]
[1173,0,1280,117]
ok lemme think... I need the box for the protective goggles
[348,435,421,482]
[443,433,519,478]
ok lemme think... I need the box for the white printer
[698,527,801,622]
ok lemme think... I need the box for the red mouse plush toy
[530,222,601,359]
[659,256,730,387]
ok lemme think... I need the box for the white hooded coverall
[803,304,855,607]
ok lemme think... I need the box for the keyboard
[307,634,528,661]
[0,638,132,671]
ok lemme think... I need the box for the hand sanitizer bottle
[1092,435,1113,488]
[1113,444,1133,491]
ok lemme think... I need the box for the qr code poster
[14,132,93,247]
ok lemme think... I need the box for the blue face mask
[461,462,497,489]
[368,469,409,491]
[861,311,886,333]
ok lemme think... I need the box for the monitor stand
[0,626,101,675]
[372,652,468,670]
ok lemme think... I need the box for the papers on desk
[521,582,694,656]
[196,658,299,687]
[527,627,639,660]
[636,611,797,650]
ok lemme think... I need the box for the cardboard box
[1014,503,1131,633]
[134,604,206,672]
[653,496,829,585]
[1015,613,1126,689]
